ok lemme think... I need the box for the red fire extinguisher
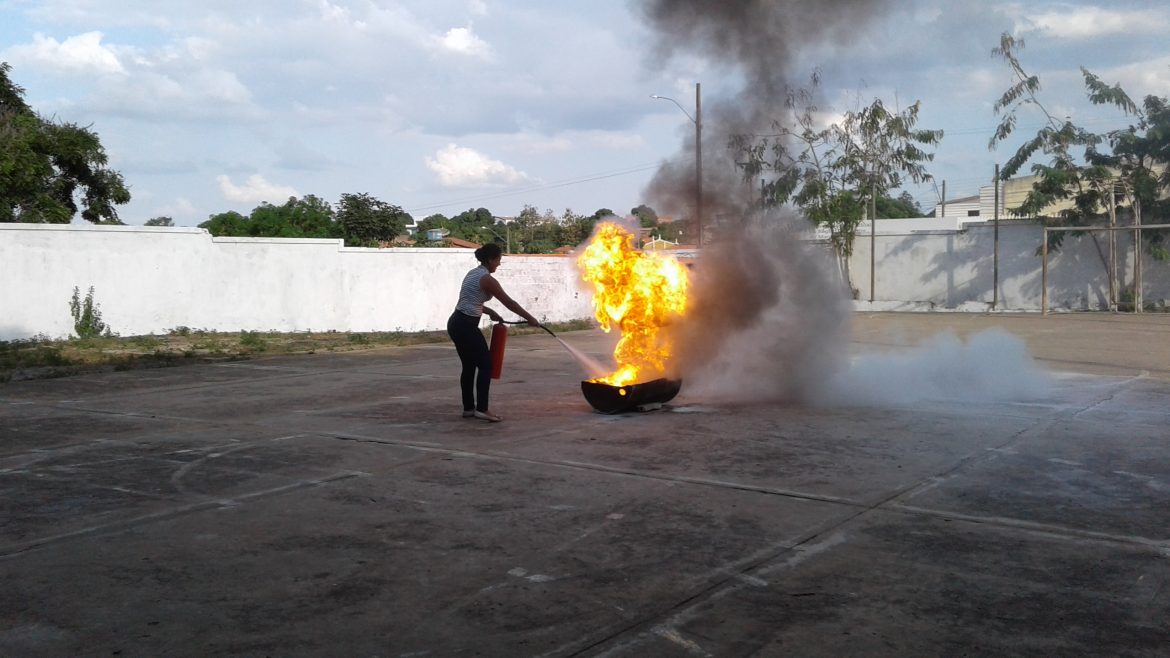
[489,321,507,379]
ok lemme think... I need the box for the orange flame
[577,222,689,386]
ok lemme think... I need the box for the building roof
[444,237,480,249]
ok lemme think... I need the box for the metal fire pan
[580,378,681,414]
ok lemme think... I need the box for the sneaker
[474,410,503,422]
[462,410,475,418]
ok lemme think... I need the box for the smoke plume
[635,0,887,402]
[826,329,1052,407]
[667,218,852,404]
[636,0,890,224]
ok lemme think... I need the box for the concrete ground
[2,312,1169,657]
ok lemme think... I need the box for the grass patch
[0,320,594,382]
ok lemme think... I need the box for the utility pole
[487,217,511,254]
[1135,196,1143,313]
[695,82,703,248]
[1108,181,1117,312]
[993,164,1000,310]
[869,182,876,303]
[650,83,702,248]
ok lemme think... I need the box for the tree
[199,210,248,236]
[414,213,448,239]
[655,219,686,243]
[199,195,338,239]
[509,205,547,253]
[144,216,174,227]
[252,195,337,237]
[561,209,598,247]
[449,207,495,240]
[989,33,1169,259]
[336,192,410,246]
[631,204,658,228]
[990,33,1109,244]
[734,76,942,293]
[1094,94,1170,259]
[0,62,131,224]
[875,191,923,218]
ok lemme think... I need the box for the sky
[2,0,1168,227]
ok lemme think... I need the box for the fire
[577,222,689,386]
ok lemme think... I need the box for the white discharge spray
[552,335,610,381]
[826,329,1052,407]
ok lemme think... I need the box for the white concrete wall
[1,224,595,340]
[4,221,1168,341]
[849,219,1170,311]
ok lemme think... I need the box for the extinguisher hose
[500,318,556,338]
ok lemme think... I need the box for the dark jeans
[447,311,491,412]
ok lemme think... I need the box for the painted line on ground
[0,470,367,560]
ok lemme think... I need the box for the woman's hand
[526,318,541,328]
[485,309,503,323]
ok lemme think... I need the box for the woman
[447,243,541,422]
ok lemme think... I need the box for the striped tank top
[455,265,493,317]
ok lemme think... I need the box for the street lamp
[481,221,510,254]
[651,82,702,247]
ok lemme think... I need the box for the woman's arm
[481,275,540,326]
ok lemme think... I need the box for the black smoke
[633,0,886,402]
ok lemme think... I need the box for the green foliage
[631,204,659,228]
[238,331,267,352]
[130,335,162,350]
[195,193,632,254]
[414,208,496,244]
[653,219,687,243]
[69,286,110,339]
[0,337,68,375]
[507,204,580,254]
[336,192,410,246]
[733,72,941,289]
[144,216,174,227]
[0,62,131,224]
[875,191,923,218]
[1,323,602,382]
[252,195,338,238]
[199,195,340,239]
[199,210,248,235]
[989,33,1170,257]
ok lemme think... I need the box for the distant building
[932,194,981,218]
[642,236,680,251]
[444,237,479,249]
[931,166,1168,221]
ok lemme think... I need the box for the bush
[69,286,110,339]
[239,331,267,351]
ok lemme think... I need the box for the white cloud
[217,174,299,204]
[425,144,529,187]
[153,197,198,222]
[1015,6,1169,39]
[86,68,259,120]
[1094,55,1170,99]
[438,26,492,58]
[469,0,489,17]
[4,31,125,76]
